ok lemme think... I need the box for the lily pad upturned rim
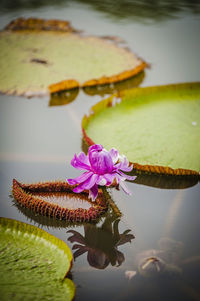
[1,17,147,97]
[82,82,200,177]
[48,62,147,94]
[12,179,108,223]
[49,70,145,107]
[4,17,77,33]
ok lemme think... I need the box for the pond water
[0,1,200,301]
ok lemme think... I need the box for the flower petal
[116,155,133,172]
[89,149,114,174]
[71,154,91,171]
[89,144,103,152]
[67,171,93,185]
[73,173,99,193]
[89,184,98,201]
[96,175,107,186]
[118,171,137,182]
[103,173,117,186]
[109,148,119,164]
[78,152,90,165]
[119,181,132,195]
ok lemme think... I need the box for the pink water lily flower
[67,144,136,201]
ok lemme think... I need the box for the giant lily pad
[0,217,75,301]
[82,83,200,176]
[0,18,146,97]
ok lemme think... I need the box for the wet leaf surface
[0,217,75,301]
[82,82,200,175]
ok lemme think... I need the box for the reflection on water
[1,0,200,21]
[49,88,80,107]
[76,0,200,21]
[68,211,135,269]
[131,171,199,189]
[13,190,135,270]
[13,195,103,228]
[83,71,145,97]
[49,71,145,107]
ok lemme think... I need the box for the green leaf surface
[0,19,145,96]
[0,217,75,301]
[83,83,200,175]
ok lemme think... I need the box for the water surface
[0,1,200,300]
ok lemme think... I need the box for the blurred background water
[0,1,200,300]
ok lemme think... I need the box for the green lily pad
[82,82,200,176]
[0,18,146,97]
[0,217,75,301]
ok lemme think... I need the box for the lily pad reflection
[49,87,79,106]
[49,71,145,106]
[83,71,145,97]
[131,172,199,189]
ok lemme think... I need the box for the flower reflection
[67,213,134,269]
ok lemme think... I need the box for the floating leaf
[0,18,146,97]
[82,83,200,176]
[12,179,108,222]
[0,217,75,301]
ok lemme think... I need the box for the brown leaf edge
[81,137,199,189]
[48,62,147,94]
[12,179,108,223]
[82,83,200,177]
[4,17,77,33]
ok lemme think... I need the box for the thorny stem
[101,186,122,218]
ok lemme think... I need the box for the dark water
[0,1,200,301]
